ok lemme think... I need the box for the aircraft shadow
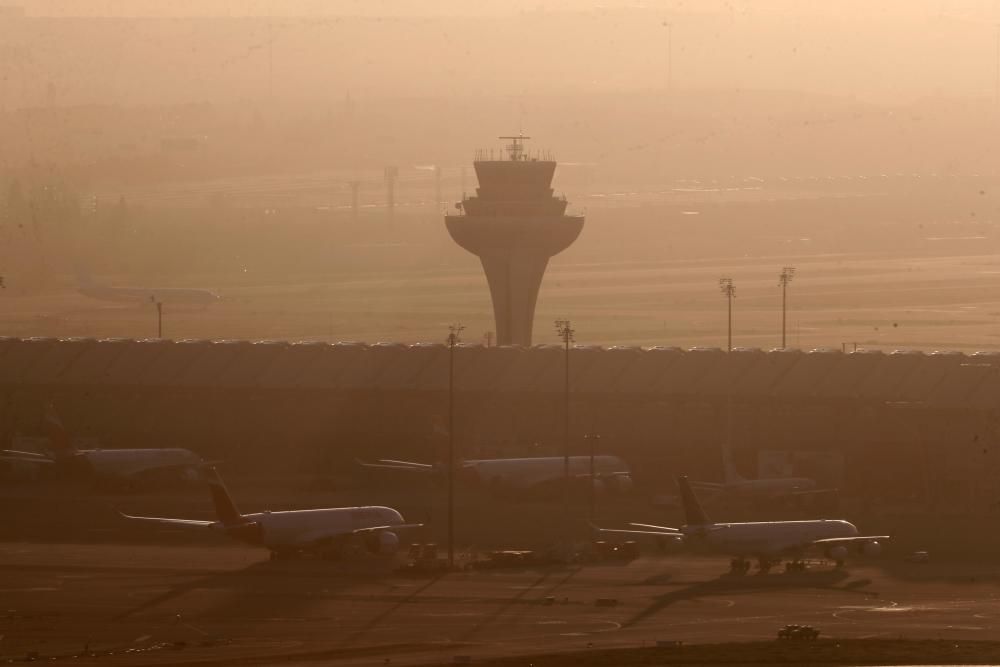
[113,555,395,625]
[874,561,1000,585]
[458,566,582,642]
[624,568,875,629]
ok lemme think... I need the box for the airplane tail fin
[41,403,76,456]
[677,475,711,526]
[721,440,744,484]
[203,466,243,526]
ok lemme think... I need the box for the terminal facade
[0,337,997,513]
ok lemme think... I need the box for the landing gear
[757,558,776,574]
[834,559,845,569]
[784,560,807,573]
[729,557,751,575]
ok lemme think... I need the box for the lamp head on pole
[719,277,735,298]
[779,266,796,287]
[447,323,465,346]
[554,319,575,344]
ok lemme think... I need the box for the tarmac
[1,542,999,666]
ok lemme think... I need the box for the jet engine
[366,531,400,554]
[593,474,633,495]
[225,521,263,545]
[825,545,848,562]
[613,474,634,494]
[858,541,881,557]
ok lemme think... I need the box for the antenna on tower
[499,134,531,161]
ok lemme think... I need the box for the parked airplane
[77,270,219,304]
[121,467,422,560]
[0,404,206,488]
[596,475,887,573]
[358,455,634,495]
[689,441,834,503]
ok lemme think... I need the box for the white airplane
[689,440,833,503]
[76,270,219,305]
[121,467,422,560]
[596,475,887,574]
[358,455,634,495]
[0,404,205,488]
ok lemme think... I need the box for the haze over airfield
[1,1,999,349]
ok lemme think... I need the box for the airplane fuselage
[690,476,817,499]
[73,448,204,480]
[728,477,816,496]
[685,519,857,558]
[462,455,631,489]
[217,506,406,553]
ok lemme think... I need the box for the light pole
[446,323,464,569]
[555,319,575,539]
[718,278,735,352]
[779,267,795,349]
[584,433,601,525]
[384,166,398,225]
[151,296,162,338]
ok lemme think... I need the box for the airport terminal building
[0,337,997,510]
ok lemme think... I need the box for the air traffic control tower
[445,135,584,346]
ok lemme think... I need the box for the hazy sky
[9,2,1000,19]
[2,1,1000,107]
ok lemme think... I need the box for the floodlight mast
[446,323,464,569]
[779,267,796,349]
[719,278,735,352]
[555,319,575,540]
[584,433,601,525]
[150,296,163,338]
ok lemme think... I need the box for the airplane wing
[788,487,839,497]
[812,535,891,546]
[118,511,215,529]
[356,458,434,472]
[0,450,53,463]
[352,523,423,534]
[629,522,682,532]
[85,450,205,480]
[688,480,725,489]
[590,522,684,539]
[595,527,685,539]
[572,470,632,478]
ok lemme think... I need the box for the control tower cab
[445,135,584,347]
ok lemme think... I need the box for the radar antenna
[498,134,531,161]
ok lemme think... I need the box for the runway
[1,543,999,665]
